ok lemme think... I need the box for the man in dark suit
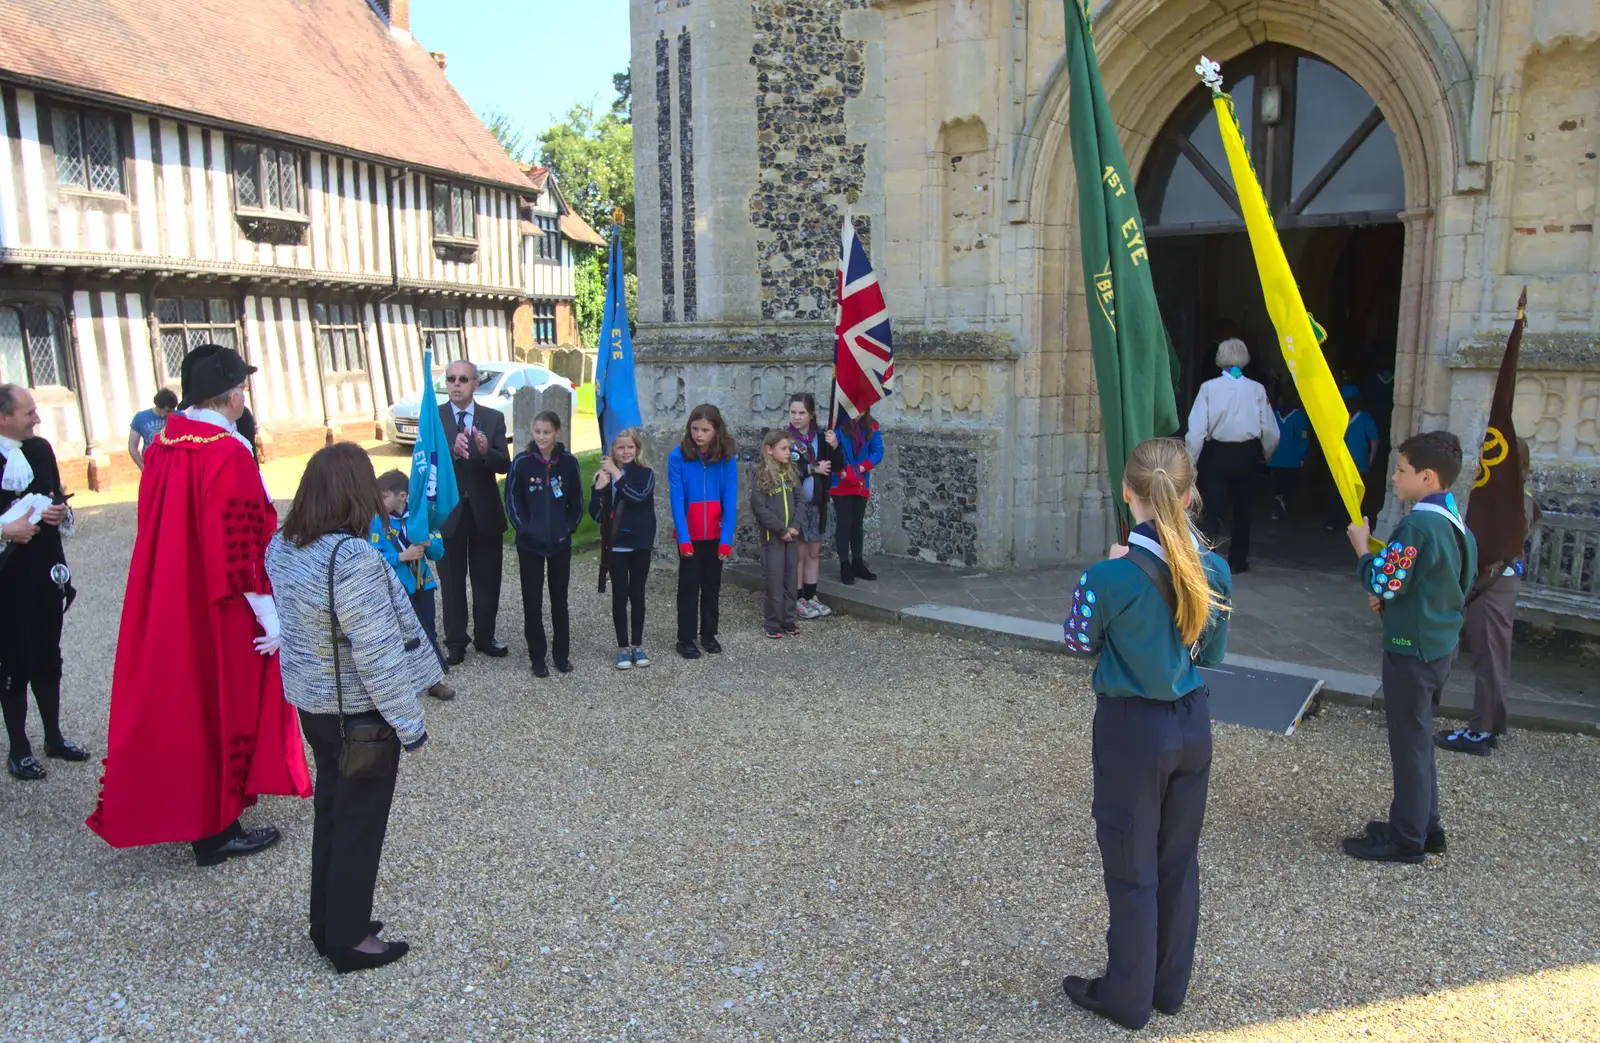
[437,360,510,664]
[0,384,88,781]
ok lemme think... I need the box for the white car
[386,362,577,449]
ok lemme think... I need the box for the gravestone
[512,385,574,451]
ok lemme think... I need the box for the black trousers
[676,540,723,643]
[439,500,504,651]
[518,548,572,665]
[1090,688,1213,1029]
[0,597,64,758]
[409,586,446,672]
[1268,467,1300,509]
[1197,439,1261,569]
[609,549,651,647]
[833,494,867,565]
[299,710,400,950]
[1381,650,1453,848]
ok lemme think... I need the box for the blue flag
[407,346,460,545]
[595,227,641,451]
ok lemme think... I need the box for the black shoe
[1231,562,1250,574]
[7,754,46,781]
[678,641,702,660]
[194,826,282,867]
[1341,830,1425,864]
[840,564,856,586]
[445,647,466,667]
[426,683,456,701]
[1154,998,1184,1017]
[327,940,411,975]
[475,640,510,658]
[43,738,90,762]
[1435,728,1494,756]
[553,658,573,674]
[531,660,550,678]
[702,636,723,655]
[1062,975,1147,1031]
[311,920,383,957]
[851,560,877,581]
[1365,820,1446,855]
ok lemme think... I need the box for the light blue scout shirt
[1267,408,1311,469]
[1344,411,1380,474]
[1063,522,1233,701]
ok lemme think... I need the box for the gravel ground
[2,498,1598,1042]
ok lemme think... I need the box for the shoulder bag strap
[327,535,358,730]
[1124,544,1204,662]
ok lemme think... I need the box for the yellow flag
[1198,59,1380,550]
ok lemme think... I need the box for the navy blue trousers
[1090,688,1213,1028]
[1381,650,1453,847]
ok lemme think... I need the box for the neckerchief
[787,423,818,464]
[0,433,33,493]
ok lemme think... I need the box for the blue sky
[411,0,632,160]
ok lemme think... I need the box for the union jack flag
[832,217,894,420]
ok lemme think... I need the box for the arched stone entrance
[1021,0,1455,558]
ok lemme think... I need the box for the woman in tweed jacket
[265,443,442,975]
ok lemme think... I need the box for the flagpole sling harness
[327,536,402,780]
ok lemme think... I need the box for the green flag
[1064,0,1180,531]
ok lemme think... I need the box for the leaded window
[155,297,237,382]
[534,215,560,262]
[0,304,73,390]
[51,105,123,195]
[430,182,476,240]
[531,301,557,345]
[417,306,465,361]
[314,302,366,373]
[234,142,303,214]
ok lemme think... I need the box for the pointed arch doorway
[1137,43,1407,566]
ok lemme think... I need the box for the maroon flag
[1466,288,1528,565]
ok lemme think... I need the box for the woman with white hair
[1185,338,1279,573]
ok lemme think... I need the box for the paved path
[730,545,1596,734]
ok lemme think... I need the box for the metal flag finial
[612,208,626,227]
[1196,56,1224,93]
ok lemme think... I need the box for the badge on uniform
[551,476,563,499]
[50,563,76,612]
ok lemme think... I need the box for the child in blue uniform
[370,470,453,701]
[1266,391,1311,519]
[1060,438,1232,1032]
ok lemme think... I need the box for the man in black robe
[0,384,87,780]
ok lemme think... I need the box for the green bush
[576,383,596,416]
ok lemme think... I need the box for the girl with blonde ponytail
[1060,437,1232,1033]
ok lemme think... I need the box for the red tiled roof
[0,0,529,189]
[560,211,605,248]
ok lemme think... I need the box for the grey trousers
[1463,574,1518,735]
[1381,650,1456,848]
[761,538,798,633]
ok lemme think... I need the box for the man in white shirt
[1185,338,1279,573]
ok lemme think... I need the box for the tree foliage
[481,109,531,164]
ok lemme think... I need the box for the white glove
[244,592,280,639]
[253,634,280,656]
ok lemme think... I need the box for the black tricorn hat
[178,344,257,409]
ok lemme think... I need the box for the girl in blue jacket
[831,408,884,585]
[667,403,738,660]
[505,411,583,677]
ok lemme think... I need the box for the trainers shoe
[614,649,634,670]
[782,622,801,635]
[1434,728,1493,756]
[796,599,821,619]
[764,628,784,639]
[632,647,651,668]
[811,598,833,617]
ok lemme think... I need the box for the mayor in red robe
[88,345,311,865]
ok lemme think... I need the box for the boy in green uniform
[1342,431,1477,864]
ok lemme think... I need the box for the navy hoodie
[505,442,583,556]
[587,463,657,550]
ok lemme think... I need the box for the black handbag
[327,536,400,780]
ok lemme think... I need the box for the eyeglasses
[445,375,473,384]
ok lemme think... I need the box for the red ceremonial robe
[87,414,311,847]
